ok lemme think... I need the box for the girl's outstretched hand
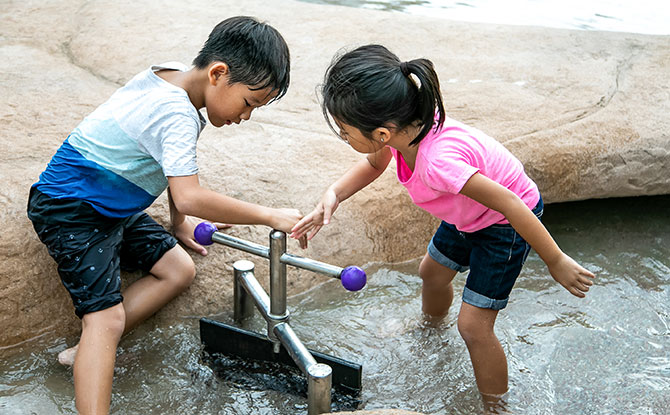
[175,216,231,256]
[290,189,340,243]
[547,253,596,298]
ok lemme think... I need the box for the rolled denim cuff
[428,238,469,272]
[462,287,509,310]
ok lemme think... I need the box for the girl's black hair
[193,16,290,103]
[322,44,444,146]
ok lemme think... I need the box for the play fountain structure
[193,222,367,414]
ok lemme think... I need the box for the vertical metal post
[274,323,332,415]
[269,230,288,316]
[233,260,255,321]
[268,230,288,351]
[307,363,332,415]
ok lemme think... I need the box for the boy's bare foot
[57,344,79,366]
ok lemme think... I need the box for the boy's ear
[208,62,230,86]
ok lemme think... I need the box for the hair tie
[399,61,410,77]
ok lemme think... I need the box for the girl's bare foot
[421,311,448,328]
[57,344,79,366]
[481,391,511,414]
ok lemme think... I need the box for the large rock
[0,0,668,356]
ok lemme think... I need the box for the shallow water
[1,195,669,414]
[297,0,670,35]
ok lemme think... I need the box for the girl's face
[334,120,387,154]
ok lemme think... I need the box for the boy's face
[205,63,278,127]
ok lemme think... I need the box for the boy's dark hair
[322,44,444,146]
[193,16,290,102]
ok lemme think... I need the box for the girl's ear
[208,62,230,86]
[372,127,392,144]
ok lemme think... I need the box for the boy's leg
[57,343,79,366]
[57,213,194,364]
[120,244,195,333]
[457,302,509,411]
[418,253,457,319]
[60,245,195,363]
[74,303,126,415]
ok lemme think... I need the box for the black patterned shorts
[29,192,177,318]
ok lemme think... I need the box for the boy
[27,16,301,415]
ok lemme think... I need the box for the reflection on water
[1,195,669,414]
[297,0,670,35]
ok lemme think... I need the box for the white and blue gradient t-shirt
[34,62,206,218]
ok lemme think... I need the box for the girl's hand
[174,216,231,256]
[290,189,340,242]
[547,253,596,298]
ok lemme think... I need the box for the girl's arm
[460,172,595,298]
[290,147,392,240]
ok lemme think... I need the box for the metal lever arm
[194,222,366,291]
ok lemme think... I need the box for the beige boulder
[1,0,668,358]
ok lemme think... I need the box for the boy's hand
[290,189,340,242]
[174,216,231,256]
[547,253,595,298]
[270,208,308,249]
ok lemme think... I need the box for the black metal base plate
[200,317,362,394]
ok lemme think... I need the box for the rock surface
[0,0,668,370]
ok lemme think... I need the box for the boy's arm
[459,172,595,298]
[290,147,392,240]
[167,175,303,234]
[168,187,230,255]
[168,187,187,229]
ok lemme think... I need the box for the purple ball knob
[194,222,217,246]
[340,266,366,291]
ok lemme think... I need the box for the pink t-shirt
[390,117,539,232]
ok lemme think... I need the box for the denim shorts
[427,198,544,310]
[29,192,177,318]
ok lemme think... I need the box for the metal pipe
[237,265,271,321]
[307,363,332,415]
[211,231,343,278]
[273,322,317,372]
[236,260,286,350]
[269,230,288,318]
[279,253,341,278]
[233,260,255,321]
[274,323,332,415]
[212,232,269,258]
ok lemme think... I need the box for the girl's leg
[120,244,195,333]
[457,302,508,408]
[74,303,126,415]
[418,253,457,322]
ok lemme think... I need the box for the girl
[290,44,595,409]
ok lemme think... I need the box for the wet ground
[1,195,669,414]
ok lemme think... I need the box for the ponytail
[399,59,445,146]
[321,44,445,146]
